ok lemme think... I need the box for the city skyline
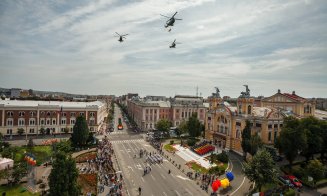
[1,0,327,97]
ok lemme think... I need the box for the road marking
[185,188,193,196]
[160,173,166,179]
[174,190,181,196]
[127,166,134,171]
[163,192,168,196]
[150,174,156,181]
[230,177,246,196]
[141,177,145,182]
[175,175,191,181]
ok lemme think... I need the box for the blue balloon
[226,171,234,181]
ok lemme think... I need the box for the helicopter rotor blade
[160,14,170,18]
[121,34,129,36]
[172,12,178,18]
[175,18,182,20]
[173,39,176,43]
[115,32,120,36]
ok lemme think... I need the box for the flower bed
[79,174,97,187]
[41,139,58,145]
[75,152,97,163]
[194,144,215,155]
[164,144,176,153]
[186,161,208,173]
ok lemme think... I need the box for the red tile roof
[283,93,307,102]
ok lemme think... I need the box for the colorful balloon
[211,180,221,192]
[226,171,234,181]
[220,178,230,189]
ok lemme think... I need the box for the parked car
[285,175,302,188]
[278,176,294,188]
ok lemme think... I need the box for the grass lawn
[0,184,40,196]
[15,146,52,165]
[187,161,208,173]
[164,144,176,153]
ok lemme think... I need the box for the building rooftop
[0,100,104,108]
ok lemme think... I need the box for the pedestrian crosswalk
[110,139,144,143]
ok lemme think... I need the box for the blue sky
[0,0,326,97]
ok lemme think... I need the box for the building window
[248,105,251,115]
[146,109,148,114]
[71,112,75,117]
[90,127,94,131]
[176,109,179,113]
[61,128,65,132]
[274,124,278,128]
[30,111,36,117]
[40,119,45,125]
[61,119,66,125]
[29,119,35,125]
[236,122,241,126]
[90,112,95,117]
[61,112,66,117]
[47,112,51,116]
[6,119,13,126]
[70,128,73,132]
[70,119,75,125]
[268,124,272,129]
[7,111,13,117]
[52,120,56,125]
[268,132,272,141]
[256,123,261,128]
[7,129,12,134]
[181,112,184,118]
[236,129,240,138]
[40,111,45,115]
[29,128,35,133]
[46,120,50,125]
[18,119,25,126]
[19,111,25,117]
[79,112,84,116]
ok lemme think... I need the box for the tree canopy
[48,152,80,196]
[187,113,202,137]
[277,116,307,169]
[241,120,252,158]
[243,149,277,192]
[71,116,89,146]
[155,119,171,135]
[306,159,326,186]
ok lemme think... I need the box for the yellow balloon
[220,178,230,188]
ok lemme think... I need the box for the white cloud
[0,0,326,97]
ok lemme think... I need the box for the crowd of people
[97,136,123,196]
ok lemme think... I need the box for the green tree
[39,127,45,135]
[249,134,263,156]
[278,116,307,170]
[71,116,89,146]
[155,119,171,136]
[241,120,251,159]
[187,113,202,138]
[0,169,10,184]
[178,121,188,136]
[17,128,25,136]
[48,152,80,196]
[306,159,326,186]
[320,120,327,160]
[243,149,278,192]
[54,140,72,154]
[11,162,27,184]
[300,116,323,162]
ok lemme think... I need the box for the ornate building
[205,86,285,155]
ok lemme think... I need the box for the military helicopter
[114,32,128,42]
[169,39,181,48]
[160,12,182,28]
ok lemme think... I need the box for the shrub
[170,140,174,145]
[217,151,228,163]
[187,138,196,146]
[284,188,295,196]
[208,166,225,175]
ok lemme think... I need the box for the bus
[117,118,123,130]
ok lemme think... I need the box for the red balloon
[211,180,221,192]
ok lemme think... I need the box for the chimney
[292,91,295,95]
[278,89,281,93]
